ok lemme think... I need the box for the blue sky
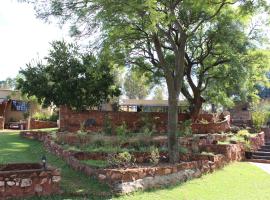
[0,0,70,80]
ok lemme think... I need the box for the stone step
[253,151,270,156]
[260,145,270,150]
[258,149,270,152]
[252,155,270,160]
[248,159,270,164]
[265,142,270,146]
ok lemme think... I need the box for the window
[11,100,29,112]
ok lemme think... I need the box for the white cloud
[0,0,70,80]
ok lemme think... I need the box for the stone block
[20,178,32,187]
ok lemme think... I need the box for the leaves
[17,40,120,110]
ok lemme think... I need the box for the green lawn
[0,131,111,200]
[1,131,270,200]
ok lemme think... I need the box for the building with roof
[120,99,189,113]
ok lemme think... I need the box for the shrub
[108,151,133,167]
[178,119,192,137]
[32,112,58,122]
[149,146,160,165]
[237,129,250,141]
[115,122,128,137]
[252,111,268,131]
[179,146,189,154]
[139,113,156,133]
[103,114,113,135]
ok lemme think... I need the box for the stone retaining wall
[20,131,50,142]
[20,130,261,194]
[28,118,57,130]
[250,132,265,151]
[0,163,61,199]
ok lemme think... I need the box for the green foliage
[23,112,30,120]
[153,86,164,100]
[17,40,120,110]
[178,120,193,137]
[139,113,155,134]
[252,111,268,131]
[108,151,133,167]
[124,69,153,99]
[179,146,189,154]
[103,115,113,135]
[32,112,58,122]
[115,122,128,137]
[149,146,160,165]
[237,130,250,138]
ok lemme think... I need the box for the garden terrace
[19,129,265,194]
[0,163,61,199]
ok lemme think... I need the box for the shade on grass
[1,131,270,200]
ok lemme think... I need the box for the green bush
[252,111,268,131]
[149,146,160,165]
[115,122,128,137]
[103,114,113,135]
[32,112,58,122]
[237,129,250,138]
[178,120,193,137]
[139,113,156,133]
[108,151,133,167]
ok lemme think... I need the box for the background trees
[17,41,120,110]
[25,0,269,163]
[124,70,153,99]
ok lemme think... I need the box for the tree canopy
[124,70,153,99]
[17,40,120,110]
[26,0,270,163]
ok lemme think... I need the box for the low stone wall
[200,144,245,162]
[21,130,248,194]
[20,131,50,142]
[0,163,61,199]
[250,132,265,151]
[261,128,270,141]
[0,117,4,130]
[28,118,57,130]
[192,116,231,134]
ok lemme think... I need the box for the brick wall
[59,106,228,133]
[27,118,57,130]
[0,116,4,130]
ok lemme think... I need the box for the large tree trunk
[190,96,205,121]
[167,89,180,163]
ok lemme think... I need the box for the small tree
[124,70,153,99]
[153,86,164,100]
[17,41,120,110]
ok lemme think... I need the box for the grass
[80,159,110,168]
[115,162,270,200]
[1,130,270,200]
[0,131,111,199]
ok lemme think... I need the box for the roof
[0,89,21,100]
[121,99,188,107]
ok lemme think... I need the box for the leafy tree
[27,0,269,163]
[124,70,153,99]
[153,86,164,100]
[0,77,17,89]
[181,10,270,119]
[17,41,120,110]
